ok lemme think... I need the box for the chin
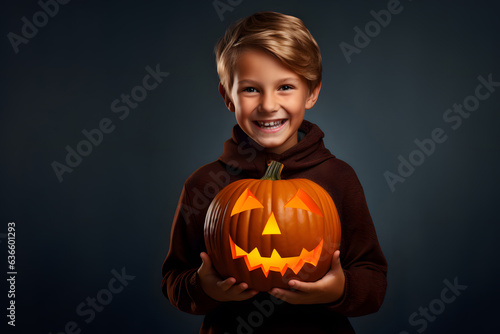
[257,139,285,149]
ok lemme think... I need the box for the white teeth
[258,120,283,129]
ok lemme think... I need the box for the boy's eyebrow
[238,78,301,85]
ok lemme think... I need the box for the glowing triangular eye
[284,189,323,217]
[231,189,264,216]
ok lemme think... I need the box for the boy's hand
[268,250,345,305]
[198,252,258,302]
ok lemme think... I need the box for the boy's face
[220,48,321,154]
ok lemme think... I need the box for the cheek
[235,110,252,129]
[236,99,257,117]
[283,96,307,115]
[242,97,259,111]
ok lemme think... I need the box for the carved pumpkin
[204,161,341,291]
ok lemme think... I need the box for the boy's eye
[279,85,293,91]
[243,87,258,93]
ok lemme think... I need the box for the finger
[331,250,342,272]
[198,252,207,274]
[288,279,315,293]
[235,282,249,291]
[217,277,236,291]
[229,283,258,296]
[268,288,301,304]
[224,283,258,300]
[334,250,341,263]
[198,252,211,275]
[334,250,343,272]
[200,252,212,268]
[237,289,259,300]
[225,282,249,295]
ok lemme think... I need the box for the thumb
[198,252,212,274]
[330,250,342,273]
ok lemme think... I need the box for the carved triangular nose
[262,212,281,235]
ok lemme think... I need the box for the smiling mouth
[254,119,287,130]
[229,236,323,277]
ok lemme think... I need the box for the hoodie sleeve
[325,166,388,316]
[161,184,222,315]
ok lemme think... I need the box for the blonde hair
[215,11,322,93]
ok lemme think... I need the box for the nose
[262,212,281,235]
[259,92,278,113]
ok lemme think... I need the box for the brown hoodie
[161,120,387,333]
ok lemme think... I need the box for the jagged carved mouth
[229,236,323,277]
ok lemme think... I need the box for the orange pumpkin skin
[204,161,341,291]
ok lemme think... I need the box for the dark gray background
[2,0,499,333]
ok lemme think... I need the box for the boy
[161,11,387,333]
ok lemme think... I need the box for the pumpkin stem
[261,161,284,181]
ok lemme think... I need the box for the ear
[218,82,235,113]
[305,82,322,110]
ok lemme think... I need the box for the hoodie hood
[218,120,335,179]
